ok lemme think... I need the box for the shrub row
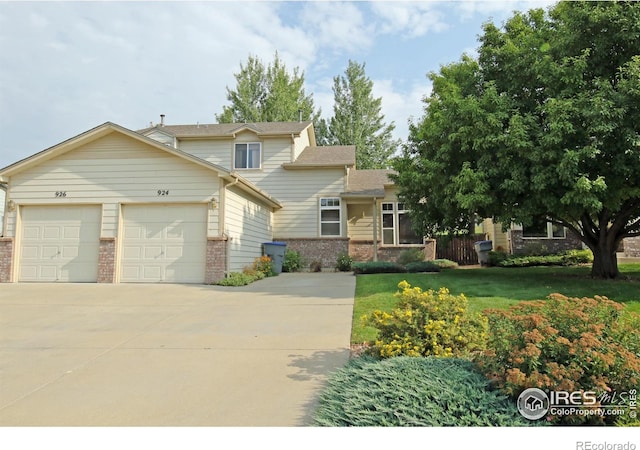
[352,259,457,274]
[488,249,593,268]
[216,255,274,286]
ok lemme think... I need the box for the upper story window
[382,202,423,245]
[320,197,341,236]
[234,143,261,169]
[522,220,566,239]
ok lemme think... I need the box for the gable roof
[283,145,356,169]
[343,169,396,198]
[138,121,313,138]
[0,122,282,209]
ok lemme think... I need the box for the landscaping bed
[318,263,640,427]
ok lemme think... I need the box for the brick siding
[349,239,437,262]
[205,237,227,283]
[274,237,349,269]
[0,237,13,282]
[624,236,640,257]
[97,237,116,283]
[511,230,583,255]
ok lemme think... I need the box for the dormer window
[234,143,261,169]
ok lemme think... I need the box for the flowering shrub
[363,281,488,358]
[479,294,640,424]
[253,255,275,277]
[335,253,353,272]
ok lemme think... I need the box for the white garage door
[19,205,101,282]
[121,204,207,283]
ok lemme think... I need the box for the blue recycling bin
[262,242,287,274]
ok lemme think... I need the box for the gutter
[225,172,282,210]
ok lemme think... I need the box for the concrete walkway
[0,273,355,426]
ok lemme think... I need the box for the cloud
[371,78,432,143]
[452,0,558,22]
[370,2,449,37]
[0,1,321,165]
[298,2,375,53]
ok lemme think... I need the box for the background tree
[324,60,398,169]
[392,1,640,279]
[217,52,321,125]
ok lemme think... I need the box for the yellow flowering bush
[363,281,488,358]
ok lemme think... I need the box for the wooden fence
[436,234,487,266]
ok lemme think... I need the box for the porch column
[372,199,378,261]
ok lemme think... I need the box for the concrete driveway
[0,273,355,426]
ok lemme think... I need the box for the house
[0,120,433,284]
[478,218,583,255]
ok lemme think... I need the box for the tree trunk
[590,241,619,279]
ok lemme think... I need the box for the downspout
[372,198,378,261]
[224,174,241,276]
[0,182,7,238]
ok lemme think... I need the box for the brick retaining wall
[274,238,349,269]
[349,239,437,262]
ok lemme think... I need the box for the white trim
[380,201,424,246]
[522,221,567,239]
[233,142,262,170]
[319,197,341,237]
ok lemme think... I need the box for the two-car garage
[18,204,207,283]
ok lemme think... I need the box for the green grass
[352,264,640,344]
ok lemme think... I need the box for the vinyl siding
[481,218,510,252]
[6,132,220,238]
[179,139,231,168]
[348,203,377,240]
[180,133,346,239]
[224,185,273,272]
[247,169,345,238]
[145,130,175,147]
[348,189,401,241]
[292,128,312,160]
[180,134,294,171]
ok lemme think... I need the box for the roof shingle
[138,121,312,137]
[284,146,356,168]
[344,169,396,197]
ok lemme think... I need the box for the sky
[0,0,557,169]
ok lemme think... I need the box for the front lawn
[352,264,640,344]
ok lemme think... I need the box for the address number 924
[157,190,169,196]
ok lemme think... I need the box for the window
[523,220,566,239]
[381,202,423,245]
[234,143,261,169]
[320,197,341,236]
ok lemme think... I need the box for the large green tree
[393,1,640,279]
[217,52,320,124]
[323,60,398,169]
